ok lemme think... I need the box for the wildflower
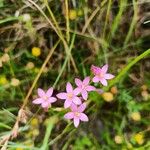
[114,135,123,144]
[134,133,144,145]
[0,75,8,85]
[33,87,57,108]
[10,78,20,87]
[57,82,81,108]
[64,103,88,127]
[102,92,114,102]
[26,62,35,69]
[91,64,114,86]
[130,112,141,121]
[74,77,95,100]
[22,14,31,22]
[32,47,41,57]
[69,9,77,20]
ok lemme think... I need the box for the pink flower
[91,64,114,86]
[33,88,57,108]
[74,77,95,100]
[64,103,89,128]
[56,82,82,108]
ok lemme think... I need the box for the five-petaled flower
[91,64,114,86]
[33,88,57,108]
[56,82,81,108]
[74,77,95,100]
[32,64,114,128]
[64,103,89,127]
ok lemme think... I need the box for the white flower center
[43,96,48,100]
[74,112,80,117]
[98,73,104,78]
[67,93,73,99]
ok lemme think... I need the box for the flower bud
[0,75,8,85]
[1,53,10,63]
[114,135,123,144]
[134,133,144,145]
[69,9,77,20]
[102,92,114,102]
[10,78,20,87]
[110,86,118,94]
[130,112,141,121]
[32,47,41,57]
[141,90,149,101]
[26,62,35,69]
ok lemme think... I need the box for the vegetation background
[0,0,150,149]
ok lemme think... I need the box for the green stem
[48,122,73,145]
[123,0,138,46]
[53,33,76,88]
[41,116,58,150]
[105,48,150,90]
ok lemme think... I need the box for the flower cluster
[33,64,114,127]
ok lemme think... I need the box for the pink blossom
[64,103,89,128]
[74,77,95,100]
[56,82,82,108]
[33,88,57,108]
[91,64,114,86]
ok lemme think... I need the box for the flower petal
[64,112,74,119]
[75,78,82,86]
[33,98,43,104]
[66,82,73,93]
[91,65,101,75]
[38,88,45,97]
[48,97,57,103]
[92,76,100,83]
[80,113,89,121]
[41,101,50,108]
[81,90,88,100]
[78,103,86,112]
[74,87,81,95]
[86,85,96,91]
[101,64,108,73]
[64,99,72,108]
[56,93,67,99]
[46,87,53,97]
[70,103,78,112]
[104,73,114,79]
[83,76,90,85]
[74,117,80,128]
[100,78,108,86]
[73,97,82,105]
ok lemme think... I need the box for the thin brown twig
[0,40,60,150]
[28,0,78,73]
